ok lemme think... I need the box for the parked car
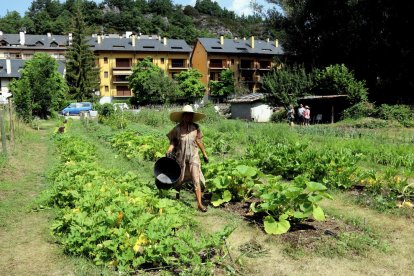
[61,102,93,115]
[113,103,129,111]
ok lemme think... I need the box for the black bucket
[153,157,181,189]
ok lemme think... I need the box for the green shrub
[95,103,115,117]
[270,108,287,123]
[377,104,413,126]
[342,102,377,119]
[312,64,368,104]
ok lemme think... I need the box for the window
[113,45,125,48]
[104,71,108,78]
[143,46,155,49]
[231,59,234,65]
[210,59,223,68]
[116,86,131,96]
[116,58,131,67]
[35,41,44,47]
[211,46,222,49]
[160,58,164,64]
[104,57,108,64]
[105,86,109,92]
[237,47,247,51]
[171,59,185,68]
[50,41,58,47]
[171,46,183,49]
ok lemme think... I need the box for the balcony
[113,76,129,84]
[112,69,132,76]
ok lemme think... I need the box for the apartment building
[0,31,68,60]
[90,34,192,99]
[191,36,284,93]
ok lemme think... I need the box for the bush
[377,104,414,126]
[312,64,368,104]
[95,103,115,117]
[342,102,377,119]
[271,108,287,123]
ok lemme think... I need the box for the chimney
[132,34,136,47]
[250,36,255,49]
[97,34,102,44]
[47,33,51,38]
[275,39,279,48]
[220,35,224,45]
[6,59,11,75]
[68,33,73,46]
[266,38,270,43]
[243,37,246,41]
[163,37,167,46]
[125,31,132,38]
[234,36,238,41]
[19,31,25,46]
[0,31,3,36]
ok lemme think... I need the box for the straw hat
[170,105,206,122]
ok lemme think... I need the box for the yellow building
[91,34,192,99]
[191,36,284,93]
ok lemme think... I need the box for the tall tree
[10,53,67,121]
[266,0,414,103]
[128,58,178,104]
[65,5,99,101]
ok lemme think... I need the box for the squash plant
[203,159,262,206]
[251,175,332,234]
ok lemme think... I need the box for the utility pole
[9,99,14,145]
[0,107,6,155]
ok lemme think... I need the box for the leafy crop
[251,175,332,234]
[47,134,232,272]
[110,131,167,161]
[203,159,261,206]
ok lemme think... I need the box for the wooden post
[0,107,6,155]
[331,104,334,124]
[9,100,14,145]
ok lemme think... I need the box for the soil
[218,199,360,250]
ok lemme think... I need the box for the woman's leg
[190,164,206,211]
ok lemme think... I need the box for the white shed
[229,93,273,122]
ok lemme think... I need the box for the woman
[166,105,209,212]
[287,104,295,126]
[304,105,311,126]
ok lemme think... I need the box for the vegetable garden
[42,107,414,274]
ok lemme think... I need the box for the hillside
[0,0,269,43]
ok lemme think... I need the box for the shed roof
[198,38,284,55]
[228,93,266,103]
[299,95,348,100]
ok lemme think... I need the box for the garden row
[44,129,232,273]
[95,110,414,215]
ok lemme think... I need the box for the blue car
[61,102,93,115]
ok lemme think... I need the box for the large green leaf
[235,165,257,177]
[312,205,326,221]
[211,190,232,207]
[263,215,291,235]
[307,182,327,192]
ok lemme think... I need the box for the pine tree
[65,4,98,101]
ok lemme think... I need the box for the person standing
[287,104,295,126]
[298,104,305,125]
[304,105,311,126]
[166,105,209,212]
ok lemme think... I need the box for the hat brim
[170,111,206,122]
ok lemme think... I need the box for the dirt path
[0,127,75,275]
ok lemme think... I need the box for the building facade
[90,34,192,99]
[191,36,284,93]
